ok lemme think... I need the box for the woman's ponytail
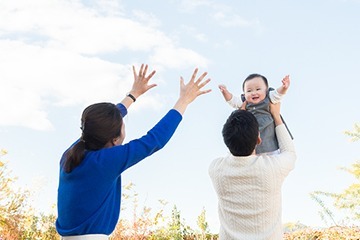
[64,140,86,173]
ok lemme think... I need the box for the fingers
[187,69,210,91]
[195,71,208,85]
[146,70,156,81]
[240,101,247,110]
[283,75,290,83]
[143,64,148,77]
[195,77,211,97]
[281,75,290,88]
[198,78,211,89]
[180,76,185,88]
[188,67,208,86]
[191,68,199,82]
[198,88,212,96]
[139,64,144,77]
[132,65,137,79]
[134,64,156,81]
[147,83,158,90]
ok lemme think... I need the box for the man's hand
[270,102,283,126]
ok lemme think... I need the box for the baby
[219,74,292,154]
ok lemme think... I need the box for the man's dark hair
[222,110,259,156]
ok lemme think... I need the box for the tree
[196,207,209,239]
[345,123,360,142]
[0,149,31,238]
[0,149,59,240]
[311,123,360,225]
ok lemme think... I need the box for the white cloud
[0,40,127,102]
[0,84,52,130]
[0,40,130,130]
[87,0,125,17]
[0,0,171,54]
[0,0,209,130]
[132,10,161,28]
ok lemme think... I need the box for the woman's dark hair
[242,73,268,91]
[63,102,123,173]
[222,110,259,156]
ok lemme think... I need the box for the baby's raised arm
[276,75,290,95]
[218,84,233,101]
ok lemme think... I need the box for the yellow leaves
[0,149,7,156]
[344,123,360,142]
[284,226,360,240]
[123,181,134,190]
[0,149,7,167]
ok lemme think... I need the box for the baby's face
[243,77,268,104]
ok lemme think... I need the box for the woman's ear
[112,137,119,146]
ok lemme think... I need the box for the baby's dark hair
[242,73,269,91]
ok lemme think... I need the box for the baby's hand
[282,75,290,90]
[218,84,232,101]
[218,84,228,93]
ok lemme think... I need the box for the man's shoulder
[209,156,224,169]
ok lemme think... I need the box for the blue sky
[1,0,360,232]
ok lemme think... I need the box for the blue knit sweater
[56,104,182,236]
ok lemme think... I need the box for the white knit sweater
[209,124,296,240]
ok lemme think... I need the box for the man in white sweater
[209,102,296,240]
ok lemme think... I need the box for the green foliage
[311,123,360,226]
[309,192,338,226]
[7,139,360,239]
[0,150,59,240]
[0,150,218,239]
[196,207,209,239]
[111,184,217,240]
[284,226,360,239]
[344,123,360,142]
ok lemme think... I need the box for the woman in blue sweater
[56,64,211,239]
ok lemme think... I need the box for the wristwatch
[126,93,136,102]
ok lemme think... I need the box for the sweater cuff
[169,109,183,122]
[116,103,128,117]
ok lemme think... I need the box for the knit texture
[209,124,296,240]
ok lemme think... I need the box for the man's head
[222,110,260,156]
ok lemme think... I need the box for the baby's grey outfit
[246,97,278,154]
[229,88,293,154]
[244,89,293,154]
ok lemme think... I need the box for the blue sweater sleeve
[116,103,127,117]
[92,109,182,178]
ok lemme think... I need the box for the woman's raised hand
[174,68,211,115]
[130,64,157,98]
